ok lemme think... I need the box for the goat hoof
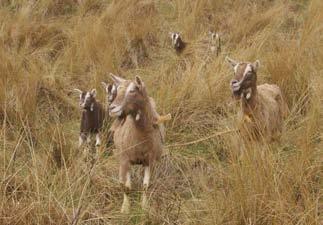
[121,203,130,214]
[121,193,130,213]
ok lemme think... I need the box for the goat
[226,57,288,141]
[103,73,170,136]
[101,81,117,107]
[74,88,105,147]
[170,32,186,53]
[108,74,165,213]
[208,31,221,56]
[101,78,121,145]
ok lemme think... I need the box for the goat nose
[109,104,115,110]
[231,79,238,84]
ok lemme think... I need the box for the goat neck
[241,86,258,118]
[131,95,156,131]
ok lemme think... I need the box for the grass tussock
[0,0,322,224]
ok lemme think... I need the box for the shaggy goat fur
[226,57,288,141]
[108,74,165,213]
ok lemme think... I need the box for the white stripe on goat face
[108,84,117,102]
[85,92,91,101]
[243,64,252,78]
[80,92,91,108]
[234,63,240,74]
[125,82,136,96]
[111,84,116,94]
[172,33,180,46]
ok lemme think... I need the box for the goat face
[102,82,117,104]
[226,57,260,100]
[76,89,97,111]
[208,31,218,42]
[170,32,185,51]
[109,75,146,118]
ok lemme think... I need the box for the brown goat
[108,74,164,213]
[103,74,169,141]
[74,89,105,147]
[226,57,288,141]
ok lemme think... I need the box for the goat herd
[73,32,288,213]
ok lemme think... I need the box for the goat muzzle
[231,80,241,91]
[109,104,123,117]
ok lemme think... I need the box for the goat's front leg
[120,162,131,213]
[95,133,101,146]
[78,133,87,148]
[142,165,151,210]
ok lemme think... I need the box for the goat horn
[73,88,82,94]
[109,73,125,84]
[225,56,238,67]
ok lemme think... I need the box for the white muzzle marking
[109,105,123,117]
[231,81,241,92]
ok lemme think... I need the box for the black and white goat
[74,88,105,147]
[170,32,186,53]
[101,79,118,107]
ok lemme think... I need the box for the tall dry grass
[0,0,322,224]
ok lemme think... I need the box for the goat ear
[109,73,125,85]
[91,89,97,97]
[225,56,238,68]
[252,60,260,72]
[135,76,144,87]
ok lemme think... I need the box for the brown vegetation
[0,0,322,224]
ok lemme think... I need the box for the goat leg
[142,166,150,210]
[78,133,87,148]
[95,133,101,146]
[119,162,131,213]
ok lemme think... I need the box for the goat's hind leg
[120,162,131,213]
[78,133,87,148]
[142,165,151,210]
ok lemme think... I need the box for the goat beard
[232,88,242,100]
[232,87,252,101]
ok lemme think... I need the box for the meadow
[0,0,322,224]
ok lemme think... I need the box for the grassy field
[0,0,322,224]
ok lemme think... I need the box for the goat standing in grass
[226,57,288,141]
[208,31,221,56]
[107,74,164,213]
[74,88,105,147]
[170,32,186,53]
